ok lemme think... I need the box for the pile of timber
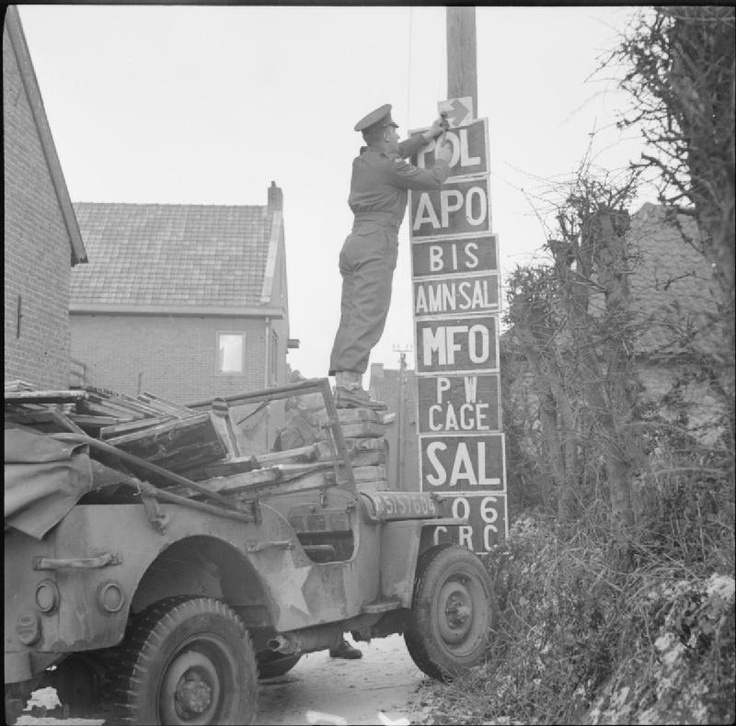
[172,407,392,502]
[5,382,394,503]
[4,382,231,479]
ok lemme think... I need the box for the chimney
[268,181,283,212]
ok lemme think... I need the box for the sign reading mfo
[417,373,501,434]
[415,314,498,374]
[412,235,498,278]
[410,177,491,240]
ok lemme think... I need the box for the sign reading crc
[409,118,488,179]
[410,177,491,240]
[412,235,498,278]
[420,433,505,491]
[415,315,498,374]
[433,494,507,553]
[416,374,501,434]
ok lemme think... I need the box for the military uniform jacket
[348,135,450,227]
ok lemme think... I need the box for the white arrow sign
[438,97,473,128]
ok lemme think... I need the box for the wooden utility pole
[446,7,478,112]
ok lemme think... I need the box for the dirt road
[17,635,431,726]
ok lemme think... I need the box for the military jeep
[4,378,495,724]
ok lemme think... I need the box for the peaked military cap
[354,104,399,133]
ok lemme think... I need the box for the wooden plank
[137,392,194,418]
[352,465,387,483]
[81,395,147,420]
[106,412,228,473]
[4,389,88,403]
[316,407,383,426]
[193,445,319,479]
[5,407,86,435]
[209,411,241,458]
[340,421,386,439]
[231,471,331,500]
[69,412,130,427]
[99,415,174,438]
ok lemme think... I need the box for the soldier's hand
[435,140,453,165]
[428,116,448,139]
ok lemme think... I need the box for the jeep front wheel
[111,597,257,725]
[405,544,495,682]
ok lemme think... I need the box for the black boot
[329,638,363,659]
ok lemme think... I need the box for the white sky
[17,4,654,379]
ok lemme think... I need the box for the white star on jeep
[266,549,312,618]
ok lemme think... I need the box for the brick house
[502,201,725,461]
[3,6,88,389]
[69,182,292,406]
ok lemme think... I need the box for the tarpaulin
[4,423,94,539]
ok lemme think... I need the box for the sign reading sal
[421,433,504,492]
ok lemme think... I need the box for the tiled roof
[628,202,722,357]
[71,203,276,307]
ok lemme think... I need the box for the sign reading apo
[420,433,505,491]
[415,315,498,374]
[433,493,508,553]
[410,177,491,241]
[414,273,499,318]
[412,235,498,278]
[410,118,489,179]
[416,374,501,434]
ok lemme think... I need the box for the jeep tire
[111,596,257,725]
[405,544,495,682]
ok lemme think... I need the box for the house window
[217,332,245,375]
[270,331,278,384]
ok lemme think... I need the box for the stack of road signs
[408,98,508,553]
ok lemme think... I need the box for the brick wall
[3,24,72,388]
[70,313,274,404]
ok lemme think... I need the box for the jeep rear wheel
[111,597,257,725]
[405,544,495,682]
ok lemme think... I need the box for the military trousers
[329,221,399,375]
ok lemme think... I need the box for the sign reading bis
[412,234,498,278]
[415,314,498,374]
[414,273,499,318]
[420,433,505,491]
[409,118,489,179]
[416,374,501,434]
[410,177,491,241]
[433,493,508,553]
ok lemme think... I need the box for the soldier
[329,104,453,410]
